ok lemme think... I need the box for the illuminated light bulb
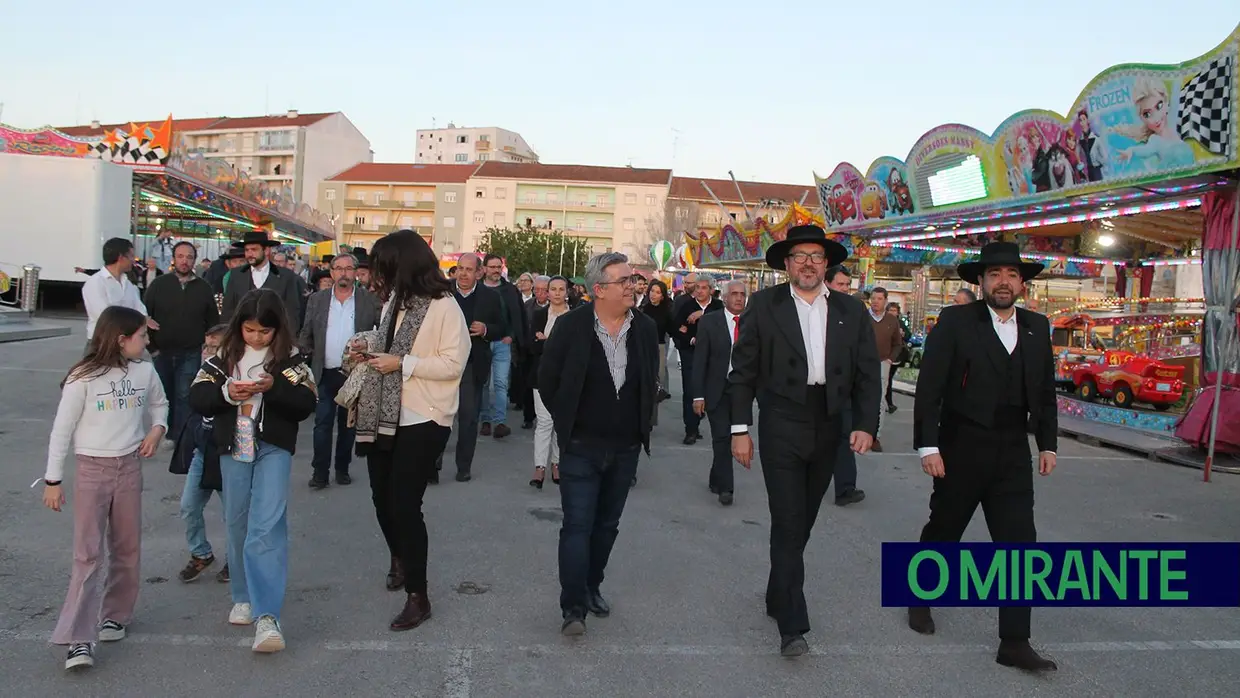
[148,204,159,213]
[1097,234,1115,247]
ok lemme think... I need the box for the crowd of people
[39,225,1059,674]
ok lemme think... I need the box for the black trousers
[453,368,486,474]
[368,421,451,594]
[705,403,734,494]
[917,413,1036,640]
[885,362,899,409]
[679,347,702,435]
[833,405,857,495]
[758,391,840,637]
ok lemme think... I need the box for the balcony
[474,140,491,152]
[344,198,366,207]
[563,223,613,234]
[517,198,614,212]
[343,224,432,237]
[401,200,436,210]
[257,143,295,153]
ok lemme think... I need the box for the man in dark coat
[728,225,881,657]
[909,241,1059,672]
[220,231,303,333]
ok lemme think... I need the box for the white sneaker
[98,619,126,642]
[65,643,94,670]
[228,603,253,626]
[252,615,285,653]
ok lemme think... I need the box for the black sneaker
[561,611,586,636]
[65,643,94,670]
[335,473,352,485]
[309,476,328,490]
[835,488,866,506]
[177,554,215,583]
[216,563,230,583]
[98,620,125,642]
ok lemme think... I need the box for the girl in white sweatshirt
[42,305,168,671]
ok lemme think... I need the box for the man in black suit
[909,242,1058,672]
[671,275,723,444]
[825,265,866,506]
[520,275,550,429]
[538,252,658,638]
[729,225,880,657]
[440,252,505,482]
[220,231,304,333]
[690,279,747,506]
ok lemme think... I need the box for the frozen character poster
[1109,76,1195,173]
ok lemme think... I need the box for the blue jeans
[154,348,199,441]
[180,449,224,560]
[312,368,354,479]
[557,441,641,614]
[480,340,512,425]
[220,442,291,621]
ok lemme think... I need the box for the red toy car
[1072,350,1185,410]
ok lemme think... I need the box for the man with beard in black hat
[728,224,881,657]
[908,241,1058,672]
[221,231,304,332]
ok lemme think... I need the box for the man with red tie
[691,280,748,506]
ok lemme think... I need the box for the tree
[631,209,688,267]
[476,225,591,279]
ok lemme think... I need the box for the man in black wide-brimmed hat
[221,231,304,333]
[910,240,1059,672]
[728,224,881,657]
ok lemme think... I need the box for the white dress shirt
[694,308,741,401]
[323,288,356,370]
[82,268,147,339]
[918,306,1052,458]
[250,261,270,290]
[731,285,829,434]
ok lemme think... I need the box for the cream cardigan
[393,295,471,427]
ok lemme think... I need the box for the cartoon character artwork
[1045,144,1076,191]
[886,167,914,214]
[826,183,858,225]
[859,179,887,220]
[1110,76,1196,172]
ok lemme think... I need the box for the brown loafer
[390,592,432,631]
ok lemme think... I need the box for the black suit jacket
[455,284,505,383]
[297,286,382,382]
[538,304,659,454]
[690,309,736,411]
[671,296,723,352]
[913,301,1057,452]
[221,263,303,333]
[729,283,881,434]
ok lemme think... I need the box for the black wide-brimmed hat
[957,242,1045,285]
[765,224,848,271]
[352,246,369,269]
[232,231,280,248]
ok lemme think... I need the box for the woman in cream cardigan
[343,229,470,632]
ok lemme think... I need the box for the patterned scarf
[354,296,431,450]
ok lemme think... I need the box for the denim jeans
[180,448,224,560]
[312,368,354,479]
[557,441,641,614]
[480,340,512,425]
[220,442,292,621]
[154,348,199,441]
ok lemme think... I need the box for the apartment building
[666,176,821,233]
[59,110,373,204]
[317,163,476,252]
[416,124,539,165]
[459,162,673,258]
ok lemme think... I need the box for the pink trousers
[50,452,143,645]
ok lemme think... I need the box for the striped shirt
[592,310,633,394]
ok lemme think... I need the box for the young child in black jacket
[188,289,315,655]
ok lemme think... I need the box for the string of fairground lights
[1113,318,1203,343]
[880,242,1203,268]
[143,192,313,245]
[1049,297,1206,319]
[870,196,1202,245]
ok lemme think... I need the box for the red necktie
[732,315,740,342]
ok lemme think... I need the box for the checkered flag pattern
[1178,56,1233,156]
[87,133,168,165]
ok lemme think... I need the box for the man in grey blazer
[297,253,381,489]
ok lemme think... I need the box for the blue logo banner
[881,542,1240,607]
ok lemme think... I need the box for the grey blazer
[298,286,382,381]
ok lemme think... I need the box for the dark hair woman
[642,279,673,401]
[189,288,316,654]
[527,275,573,488]
[340,229,469,632]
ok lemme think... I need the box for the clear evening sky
[3,0,1235,184]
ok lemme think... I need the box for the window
[493,212,505,225]
[595,218,608,231]
[421,191,432,201]
[623,193,637,205]
[479,134,490,142]
[373,193,382,204]
[623,218,636,231]
[675,207,686,219]
[479,153,489,161]
[400,216,412,226]
[575,218,586,230]
[456,135,468,144]
[325,190,336,200]
[495,187,507,199]
[353,215,365,225]
[403,193,415,204]
[596,194,607,206]
[455,153,468,163]
[475,188,486,198]
[645,194,656,206]
[444,191,457,203]
[473,212,485,223]
[547,192,558,203]
[420,216,432,226]
[443,216,456,228]
[524,193,537,204]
